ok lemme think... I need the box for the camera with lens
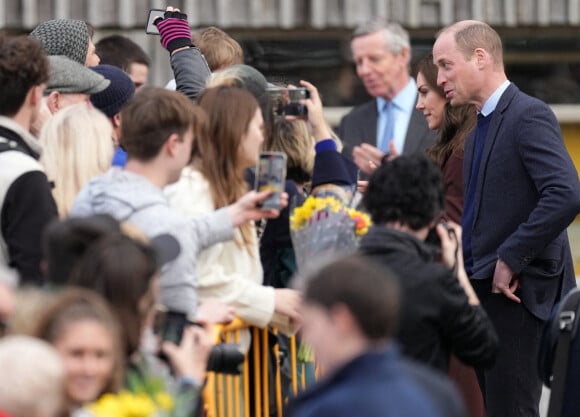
[425,221,455,254]
[154,308,245,375]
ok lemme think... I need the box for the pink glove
[155,10,193,53]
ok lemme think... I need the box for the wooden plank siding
[2,0,580,30]
[1,0,578,87]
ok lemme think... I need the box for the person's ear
[473,48,487,69]
[400,46,410,65]
[165,133,181,157]
[330,303,359,336]
[28,84,45,107]
[112,113,122,129]
[46,91,61,115]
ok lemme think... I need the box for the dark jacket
[0,118,58,285]
[464,84,580,320]
[359,226,498,372]
[338,99,436,159]
[286,346,466,417]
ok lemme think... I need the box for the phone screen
[255,152,287,210]
[146,9,165,35]
[153,309,189,345]
[267,88,309,117]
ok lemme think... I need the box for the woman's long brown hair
[415,54,477,167]
[195,86,260,250]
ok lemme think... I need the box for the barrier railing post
[261,328,269,417]
[252,327,262,417]
[273,329,283,417]
[204,319,315,417]
[290,336,298,396]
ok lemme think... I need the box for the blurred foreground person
[287,255,466,417]
[0,335,65,417]
[31,288,123,415]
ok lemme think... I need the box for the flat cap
[45,56,110,95]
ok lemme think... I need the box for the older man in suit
[338,19,435,162]
[433,20,580,417]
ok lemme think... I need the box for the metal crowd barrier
[203,319,312,417]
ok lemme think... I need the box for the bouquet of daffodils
[290,193,371,366]
[290,194,371,272]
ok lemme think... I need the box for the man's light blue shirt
[376,78,417,154]
[480,80,511,116]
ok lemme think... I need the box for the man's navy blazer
[338,99,436,158]
[464,83,580,320]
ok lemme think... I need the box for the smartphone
[146,9,165,35]
[254,152,287,210]
[153,307,198,345]
[267,87,310,117]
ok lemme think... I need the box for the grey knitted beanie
[30,19,90,65]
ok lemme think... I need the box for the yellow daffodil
[291,196,371,236]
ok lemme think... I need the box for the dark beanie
[90,65,136,118]
[30,19,89,65]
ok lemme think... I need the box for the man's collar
[376,78,417,112]
[480,80,511,117]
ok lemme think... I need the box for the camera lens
[206,343,245,375]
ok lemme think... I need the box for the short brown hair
[120,87,198,161]
[456,22,503,65]
[0,35,49,116]
[301,255,400,341]
[438,21,503,67]
[96,35,151,71]
[192,26,243,71]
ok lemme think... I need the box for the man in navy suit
[338,19,435,160]
[434,20,580,417]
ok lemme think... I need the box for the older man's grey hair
[352,19,411,56]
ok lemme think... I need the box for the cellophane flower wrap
[290,193,371,364]
[290,194,371,272]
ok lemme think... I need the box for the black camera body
[154,308,244,375]
[425,221,455,251]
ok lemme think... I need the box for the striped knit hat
[30,19,90,65]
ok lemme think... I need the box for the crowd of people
[0,7,578,417]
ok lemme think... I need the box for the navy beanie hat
[90,65,136,117]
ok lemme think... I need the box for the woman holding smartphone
[166,86,300,342]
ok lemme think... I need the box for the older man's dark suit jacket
[465,83,580,321]
[338,99,436,158]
